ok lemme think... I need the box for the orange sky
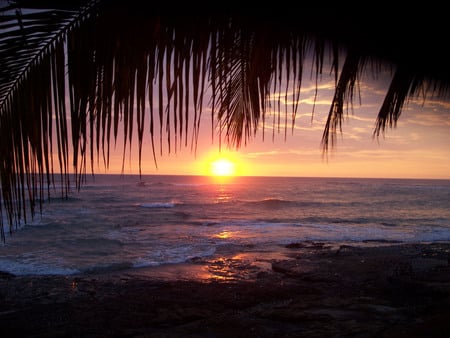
[99,65,450,180]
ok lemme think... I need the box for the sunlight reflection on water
[127,250,289,282]
[214,231,235,239]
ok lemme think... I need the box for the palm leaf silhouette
[1,1,449,240]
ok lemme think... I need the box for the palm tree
[1,1,449,240]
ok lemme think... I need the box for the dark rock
[0,271,15,279]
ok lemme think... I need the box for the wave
[242,198,366,209]
[132,245,216,268]
[137,180,175,187]
[139,202,176,208]
[0,258,80,276]
[244,198,296,208]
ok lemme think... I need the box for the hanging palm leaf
[1,1,450,241]
[0,0,99,240]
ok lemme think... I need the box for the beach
[1,241,450,337]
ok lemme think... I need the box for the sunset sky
[103,63,450,180]
[2,6,450,183]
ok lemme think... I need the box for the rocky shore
[1,242,450,337]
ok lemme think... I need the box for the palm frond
[0,0,98,240]
[1,2,450,240]
[322,49,364,150]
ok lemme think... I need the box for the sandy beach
[1,241,450,337]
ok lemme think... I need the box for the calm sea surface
[1,175,450,276]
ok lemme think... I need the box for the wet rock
[0,271,15,279]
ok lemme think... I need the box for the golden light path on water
[127,227,292,283]
[125,252,284,282]
[214,231,234,239]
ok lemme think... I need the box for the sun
[202,150,245,178]
[210,158,236,176]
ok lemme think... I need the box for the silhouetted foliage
[1,1,449,240]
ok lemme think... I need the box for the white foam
[139,202,175,208]
[132,245,216,268]
[0,258,79,276]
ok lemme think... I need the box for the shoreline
[1,242,450,337]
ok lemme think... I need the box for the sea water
[1,175,450,276]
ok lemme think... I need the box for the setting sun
[210,158,235,176]
[199,150,248,177]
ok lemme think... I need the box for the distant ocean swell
[139,202,177,208]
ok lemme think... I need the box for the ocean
[1,175,450,278]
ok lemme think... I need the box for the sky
[3,6,448,180]
[101,63,450,180]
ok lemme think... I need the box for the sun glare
[210,158,236,176]
[201,150,246,179]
